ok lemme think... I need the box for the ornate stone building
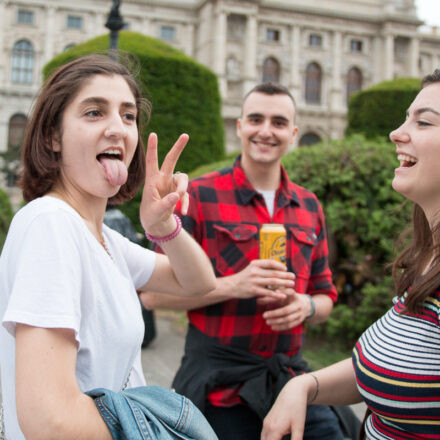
[1,0,440,190]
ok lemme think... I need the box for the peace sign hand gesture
[140,132,189,237]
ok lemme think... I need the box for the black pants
[205,403,345,440]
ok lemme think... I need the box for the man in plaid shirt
[143,83,346,439]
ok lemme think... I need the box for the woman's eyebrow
[406,107,440,117]
[79,97,136,109]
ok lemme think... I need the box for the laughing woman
[261,70,440,440]
[0,54,216,440]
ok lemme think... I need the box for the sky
[415,0,440,27]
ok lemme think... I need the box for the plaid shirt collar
[232,155,301,208]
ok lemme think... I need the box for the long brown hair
[392,69,440,313]
[19,53,150,205]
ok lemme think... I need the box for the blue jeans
[87,386,218,440]
[205,403,344,440]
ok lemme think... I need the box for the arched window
[262,57,280,83]
[6,113,27,187]
[299,132,321,147]
[305,62,322,104]
[12,40,34,84]
[8,113,27,148]
[346,67,363,103]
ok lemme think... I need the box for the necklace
[100,236,113,260]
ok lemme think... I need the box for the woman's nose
[389,123,409,144]
[105,113,127,139]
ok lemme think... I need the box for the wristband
[304,294,316,319]
[145,214,182,244]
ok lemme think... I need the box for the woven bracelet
[145,214,182,244]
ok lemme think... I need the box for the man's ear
[236,118,242,138]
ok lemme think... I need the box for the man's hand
[262,292,311,331]
[228,259,295,302]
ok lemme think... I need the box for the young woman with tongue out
[0,54,216,440]
[261,71,440,440]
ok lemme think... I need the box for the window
[305,62,322,104]
[309,34,322,47]
[266,29,280,42]
[17,9,34,25]
[227,14,245,41]
[160,25,175,41]
[7,114,27,187]
[350,39,363,53]
[299,132,321,146]
[11,40,34,84]
[262,57,280,83]
[346,67,363,103]
[67,15,83,29]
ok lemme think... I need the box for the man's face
[236,92,298,167]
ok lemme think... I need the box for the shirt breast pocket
[288,227,317,286]
[213,223,259,276]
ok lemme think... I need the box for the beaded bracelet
[145,214,182,244]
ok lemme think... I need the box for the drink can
[259,223,286,265]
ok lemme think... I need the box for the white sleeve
[3,211,83,338]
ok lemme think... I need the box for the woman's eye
[85,109,101,118]
[123,113,136,122]
[417,120,431,127]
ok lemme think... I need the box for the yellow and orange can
[259,223,286,265]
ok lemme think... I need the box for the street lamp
[105,0,125,59]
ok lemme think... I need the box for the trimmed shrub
[190,136,411,344]
[0,188,13,251]
[346,77,420,138]
[43,31,225,231]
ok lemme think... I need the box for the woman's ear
[48,132,61,152]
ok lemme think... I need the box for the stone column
[213,8,227,97]
[384,33,394,80]
[243,13,257,94]
[331,30,343,111]
[142,17,151,36]
[432,54,440,73]
[185,23,195,57]
[373,36,382,83]
[44,6,55,63]
[409,37,419,77]
[0,1,5,85]
[290,24,301,100]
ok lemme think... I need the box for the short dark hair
[421,68,440,88]
[243,82,296,108]
[19,53,150,204]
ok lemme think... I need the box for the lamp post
[105,0,124,59]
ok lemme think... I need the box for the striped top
[352,290,440,439]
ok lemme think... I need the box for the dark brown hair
[19,53,150,204]
[392,69,440,313]
[242,82,296,119]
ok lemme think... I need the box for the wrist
[304,294,316,319]
[144,214,182,243]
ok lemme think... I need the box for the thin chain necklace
[100,235,113,260]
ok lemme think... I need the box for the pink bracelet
[145,214,182,244]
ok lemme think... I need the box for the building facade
[1,0,440,190]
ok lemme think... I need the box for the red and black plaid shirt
[166,156,337,406]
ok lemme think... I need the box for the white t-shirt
[258,190,276,217]
[0,196,156,440]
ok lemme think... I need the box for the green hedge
[0,188,13,251]
[190,136,411,344]
[44,31,225,231]
[346,77,420,138]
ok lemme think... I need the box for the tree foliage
[0,188,13,251]
[346,77,420,138]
